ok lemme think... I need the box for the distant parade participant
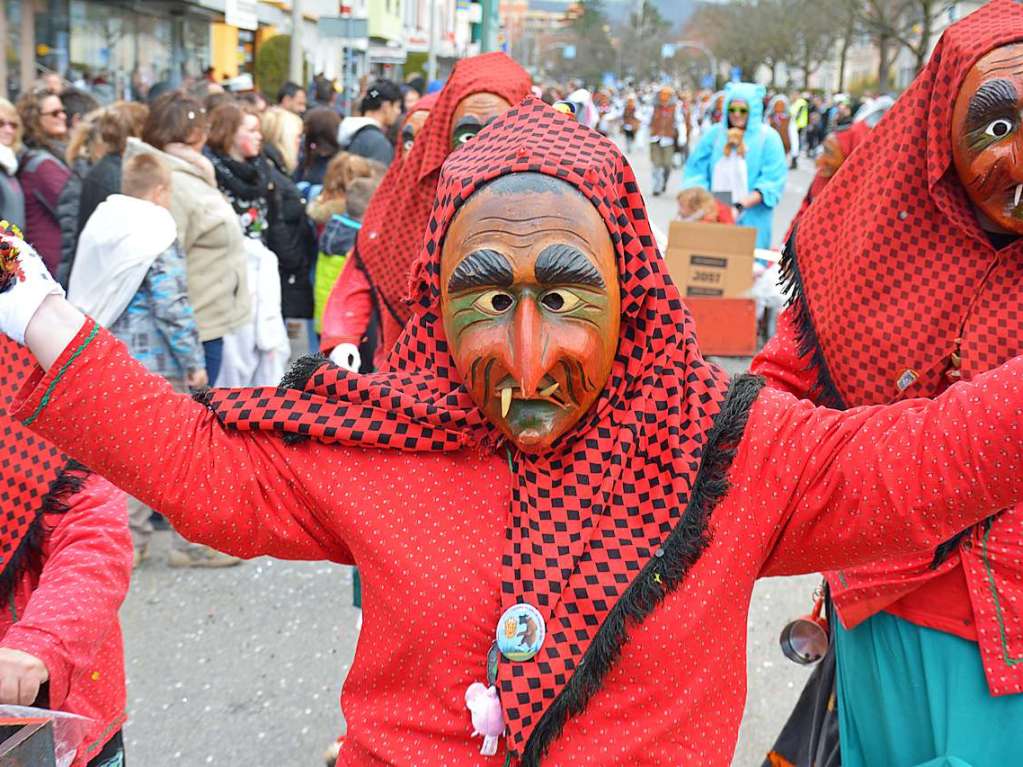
[754,2,1023,765]
[683,81,788,248]
[0,248,131,765]
[6,96,1023,767]
[766,94,799,169]
[646,85,681,195]
[319,52,531,373]
[620,94,640,152]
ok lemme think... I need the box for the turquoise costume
[681,82,788,248]
[835,613,1023,766]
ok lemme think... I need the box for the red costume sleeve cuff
[0,629,70,708]
[12,318,101,428]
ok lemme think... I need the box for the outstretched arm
[729,361,1023,578]
[15,315,353,563]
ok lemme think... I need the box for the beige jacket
[125,138,249,341]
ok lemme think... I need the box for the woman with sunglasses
[0,99,25,230]
[15,89,70,274]
[682,81,789,248]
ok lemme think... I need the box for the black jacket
[78,154,122,235]
[55,157,90,289]
[265,146,316,319]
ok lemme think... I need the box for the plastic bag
[0,705,93,767]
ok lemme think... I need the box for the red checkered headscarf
[395,91,438,161]
[203,98,751,763]
[352,52,532,327]
[0,337,85,597]
[784,0,1023,408]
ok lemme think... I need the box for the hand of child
[187,368,209,389]
[0,235,65,345]
[329,343,361,373]
[0,648,49,705]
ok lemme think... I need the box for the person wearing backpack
[337,80,402,166]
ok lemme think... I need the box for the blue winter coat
[681,82,788,248]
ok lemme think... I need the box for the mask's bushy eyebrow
[535,243,605,288]
[447,248,514,292]
[967,78,1019,128]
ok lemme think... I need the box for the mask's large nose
[509,296,547,398]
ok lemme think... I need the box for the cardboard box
[685,297,758,357]
[662,221,757,298]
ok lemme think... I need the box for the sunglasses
[728,106,749,115]
[41,108,66,118]
[0,120,17,130]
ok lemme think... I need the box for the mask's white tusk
[501,385,513,418]
[1015,183,1022,208]
[540,382,560,397]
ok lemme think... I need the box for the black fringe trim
[191,386,215,410]
[0,459,90,605]
[279,354,329,445]
[930,528,972,570]
[518,374,766,766]
[777,229,846,410]
[279,352,328,392]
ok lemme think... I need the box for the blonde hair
[65,108,103,165]
[261,106,303,173]
[122,152,171,200]
[322,151,385,201]
[0,98,23,151]
[677,187,719,222]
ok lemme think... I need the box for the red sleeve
[13,321,356,564]
[320,257,373,354]
[748,307,820,399]
[0,475,130,708]
[714,200,735,224]
[725,357,1023,578]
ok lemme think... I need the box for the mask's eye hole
[452,129,478,149]
[985,118,1014,139]
[540,289,582,313]
[472,290,515,315]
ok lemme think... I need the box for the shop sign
[225,0,259,31]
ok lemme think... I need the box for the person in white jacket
[68,152,241,569]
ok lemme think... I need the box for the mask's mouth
[493,375,574,418]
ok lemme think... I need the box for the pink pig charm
[465,682,505,756]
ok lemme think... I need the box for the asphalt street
[120,135,820,767]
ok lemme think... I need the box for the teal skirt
[835,611,1023,767]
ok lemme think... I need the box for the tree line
[687,0,952,92]
[560,0,954,93]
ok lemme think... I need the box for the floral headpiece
[0,221,24,293]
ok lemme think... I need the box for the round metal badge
[495,603,546,662]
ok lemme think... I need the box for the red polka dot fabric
[204,97,734,758]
